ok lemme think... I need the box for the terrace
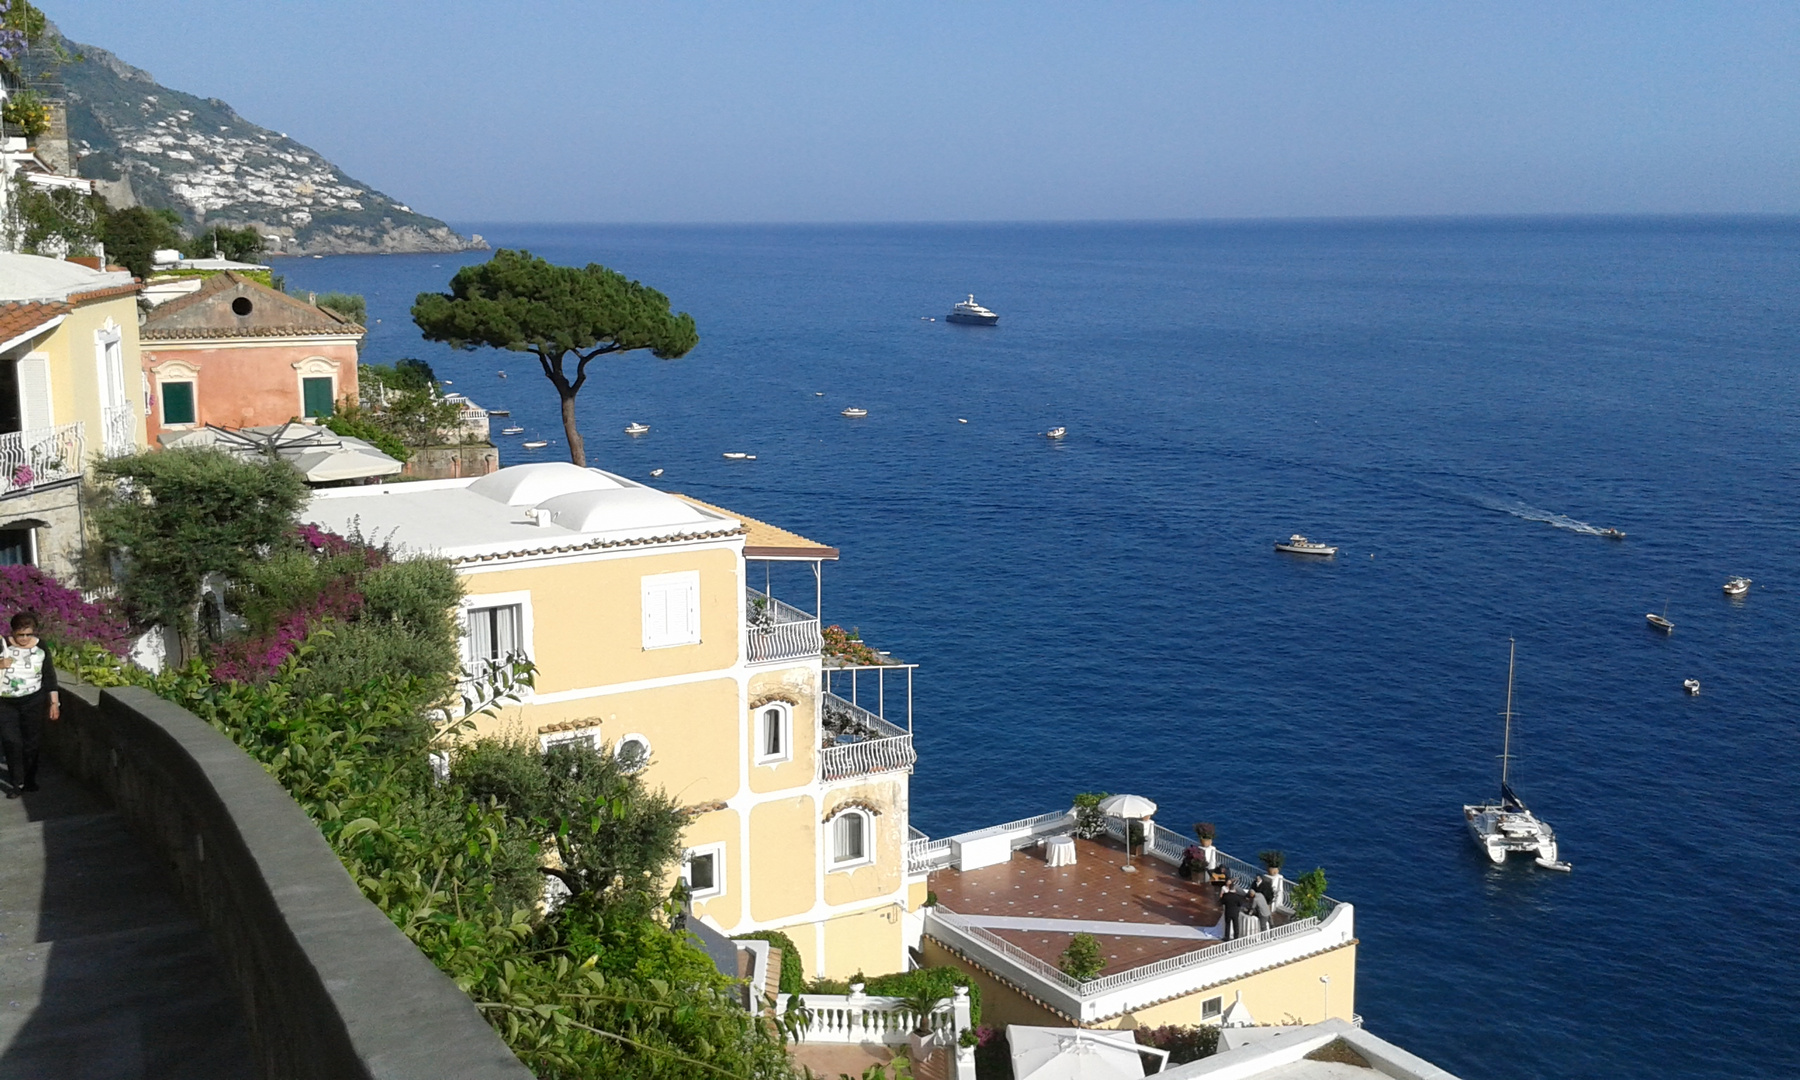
[912,813,1353,1024]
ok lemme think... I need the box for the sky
[49,2,1800,224]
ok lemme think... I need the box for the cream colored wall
[747,667,817,793]
[681,808,742,929]
[819,904,906,979]
[463,548,741,696]
[907,880,929,911]
[921,938,1071,1028]
[1095,943,1359,1030]
[822,777,906,906]
[43,295,147,449]
[484,678,741,805]
[749,795,818,923]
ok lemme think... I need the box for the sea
[280,218,1800,1080]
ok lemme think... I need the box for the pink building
[139,273,364,445]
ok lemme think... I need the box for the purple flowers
[210,526,379,683]
[0,565,133,655]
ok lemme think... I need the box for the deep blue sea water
[281,219,1800,1080]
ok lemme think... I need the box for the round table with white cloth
[1042,834,1077,867]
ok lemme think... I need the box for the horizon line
[446,211,1800,231]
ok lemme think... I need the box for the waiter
[0,611,59,797]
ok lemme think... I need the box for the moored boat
[1274,534,1337,556]
[946,294,999,325]
[1723,576,1750,597]
[1463,640,1570,871]
[1646,612,1673,632]
[521,440,548,449]
[1045,426,1067,440]
[501,426,525,436]
[1683,678,1701,695]
[625,422,651,435]
[841,407,868,418]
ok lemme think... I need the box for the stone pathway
[0,764,254,1079]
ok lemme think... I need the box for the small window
[161,381,197,426]
[231,296,253,316]
[542,730,599,753]
[831,810,870,867]
[756,703,791,763]
[615,734,651,773]
[302,376,335,418]
[1201,996,1223,1021]
[467,604,522,668]
[683,844,724,899]
[641,571,700,649]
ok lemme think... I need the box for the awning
[161,422,403,484]
[671,493,839,560]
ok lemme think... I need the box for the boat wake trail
[1475,497,1609,536]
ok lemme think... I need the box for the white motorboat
[1683,678,1701,695]
[1463,640,1570,872]
[1274,534,1337,556]
[1723,577,1750,597]
[841,407,868,418]
[501,426,524,436]
[624,423,651,435]
[722,452,757,460]
[1600,528,1625,539]
[521,440,548,449]
[1045,427,1067,440]
[650,468,664,477]
[946,294,999,325]
[488,409,510,417]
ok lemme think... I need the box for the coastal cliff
[36,26,483,257]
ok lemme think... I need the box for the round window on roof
[231,296,253,316]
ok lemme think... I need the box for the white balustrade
[746,589,823,664]
[0,422,85,496]
[820,693,915,781]
[101,404,136,458]
[777,989,976,1079]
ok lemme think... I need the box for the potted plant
[1259,849,1287,906]
[1181,822,1217,879]
[897,989,946,1061]
[1071,792,1110,839]
[1128,818,1150,855]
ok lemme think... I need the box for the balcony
[820,692,916,782]
[745,588,823,664]
[101,404,136,459]
[0,421,85,498]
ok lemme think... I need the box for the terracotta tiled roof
[140,271,365,340]
[671,494,839,560]
[0,301,70,346]
[67,282,142,304]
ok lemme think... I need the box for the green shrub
[861,968,981,1027]
[314,291,366,324]
[1059,933,1105,980]
[733,930,807,996]
[325,406,412,462]
[1135,1024,1219,1064]
[1290,867,1329,919]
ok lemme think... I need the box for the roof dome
[537,488,715,534]
[468,463,623,506]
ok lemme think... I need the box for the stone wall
[402,442,499,480]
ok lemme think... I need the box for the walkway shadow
[0,762,255,1079]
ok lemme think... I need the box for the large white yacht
[1463,640,1570,872]
[947,294,999,325]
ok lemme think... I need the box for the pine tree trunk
[560,391,585,467]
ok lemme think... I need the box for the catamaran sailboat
[1463,640,1571,872]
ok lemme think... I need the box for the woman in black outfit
[0,611,60,797]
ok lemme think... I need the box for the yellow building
[0,254,148,575]
[303,462,918,978]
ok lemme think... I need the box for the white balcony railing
[820,692,915,782]
[0,422,84,497]
[775,989,976,1080]
[101,404,136,458]
[746,589,823,664]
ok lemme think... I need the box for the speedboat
[722,452,756,460]
[501,426,524,436]
[1464,640,1570,871]
[650,468,664,477]
[521,440,548,449]
[1275,535,1337,556]
[1723,577,1750,597]
[1600,528,1625,539]
[625,423,651,435]
[1683,678,1701,695]
[841,408,868,418]
[1045,427,1067,440]
[488,409,510,417]
[1646,612,1673,632]
[946,295,999,325]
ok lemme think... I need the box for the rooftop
[305,462,746,563]
[0,253,135,303]
[140,271,363,339]
[673,493,838,560]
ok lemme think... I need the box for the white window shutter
[17,355,53,431]
[642,572,700,648]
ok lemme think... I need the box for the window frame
[1201,996,1223,1022]
[301,375,336,418]
[828,809,873,870]
[540,728,600,754]
[754,702,793,765]
[160,379,198,427]
[615,733,652,773]
[459,591,534,697]
[682,842,726,900]
[641,570,701,650]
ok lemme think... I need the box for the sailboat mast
[1500,638,1516,792]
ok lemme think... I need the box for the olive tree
[412,250,698,467]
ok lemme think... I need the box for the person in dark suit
[1220,885,1245,941]
[0,612,60,797]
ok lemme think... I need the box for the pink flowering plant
[0,564,133,655]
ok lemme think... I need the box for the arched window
[756,703,791,764]
[615,734,651,773]
[830,809,871,868]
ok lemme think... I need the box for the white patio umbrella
[1006,1026,1160,1080]
[1098,794,1157,872]
[162,422,403,484]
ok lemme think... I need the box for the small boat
[841,408,868,418]
[489,409,510,417]
[650,468,664,477]
[1045,427,1067,440]
[501,426,525,436]
[497,371,507,378]
[1464,640,1570,872]
[624,423,651,435]
[947,294,999,325]
[1275,534,1338,556]
[1646,607,1673,632]
[815,392,825,396]
[1600,528,1625,539]
[722,452,756,460]
[958,418,968,424]
[1683,678,1701,695]
[522,440,548,449]
[1723,577,1751,597]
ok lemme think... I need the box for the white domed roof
[538,488,716,534]
[468,462,623,506]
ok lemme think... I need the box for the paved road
[0,764,254,1079]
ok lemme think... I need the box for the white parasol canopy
[162,422,403,484]
[1097,794,1157,819]
[1006,1026,1160,1080]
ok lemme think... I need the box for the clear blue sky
[50,2,1800,224]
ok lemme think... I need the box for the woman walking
[0,612,60,797]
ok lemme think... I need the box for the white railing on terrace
[100,404,135,458]
[907,835,954,876]
[0,422,84,497]
[820,692,915,782]
[775,990,976,1079]
[745,589,823,664]
[1107,819,1340,919]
